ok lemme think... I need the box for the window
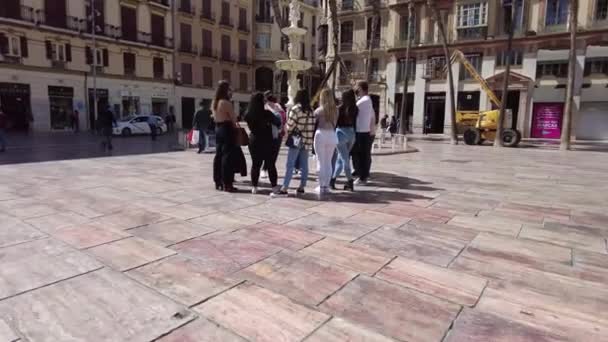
[397,58,416,82]
[221,1,230,22]
[123,52,136,76]
[202,0,212,19]
[400,14,416,42]
[153,57,164,79]
[86,47,108,66]
[238,8,247,30]
[597,0,608,20]
[512,0,525,31]
[536,61,568,78]
[239,39,247,63]
[151,14,165,47]
[50,42,66,61]
[460,54,482,80]
[366,17,381,48]
[221,34,231,60]
[202,29,213,56]
[312,15,316,36]
[426,56,447,79]
[546,0,568,26]
[180,23,192,52]
[203,66,213,87]
[45,0,67,28]
[256,33,271,49]
[8,36,21,56]
[239,72,248,91]
[584,57,608,76]
[339,60,352,85]
[457,2,488,28]
[370,58,379,76]
[121,6,137,41]
[181,63,192,84]
[312,44,316,63]
[222,70,231,83]
[496,49,523,67]
[340,21,353,51]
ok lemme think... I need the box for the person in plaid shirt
[274,89,316,196]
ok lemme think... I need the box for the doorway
[0,83,31,131]
[88,88,109,131]
[424,92,446,134]
[181,97,195,130]
[48,86,74,130]
[370,94,380,125]
[395,93,414,133]
[493,90,520,129]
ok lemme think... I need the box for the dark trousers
[101,127,113,150]
[353,132,372,181]
[149,124,157,140]
[198,129,207,152]
[263,138,281,172]
[250,138,277,187]
[213,123,235,187]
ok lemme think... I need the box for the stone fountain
[275,0,312,108]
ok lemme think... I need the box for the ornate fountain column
[275,0,312,107]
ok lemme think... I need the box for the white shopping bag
[190,130,200,145]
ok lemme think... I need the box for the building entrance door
[181,97,195,130]
[0,83,31,131]
[424,92,445,134]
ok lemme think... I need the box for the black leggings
[250,138,277,187]
[213,122,236,187]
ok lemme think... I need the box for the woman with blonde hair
[313,88,339,195]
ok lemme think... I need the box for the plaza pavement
[0,141,607,341]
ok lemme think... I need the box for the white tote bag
[190,130,200,145]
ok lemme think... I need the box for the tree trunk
[399,2,414,135]
[495,3,514,147]
[560,0,578,151]
[270,0,286,29]
[366,0,381,81]
[429,1,457,144]
[329,0,339,91]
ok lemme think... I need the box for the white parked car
[113,115,168,136]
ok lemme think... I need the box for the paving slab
[24,212,90,232]
[448,215,522,237]
[0,268,195,342]
[49,222,131,249]
[0,215,46,248]
[172,231,283,277]
[157,318,247,342]
[300,237,393,275]
[88,236,176,271]
[196,283,329,342]
[127,255,238,306]
[319,275,461,342]
[519,225,607,254]
[156,203,217,220]
[287,215,380,241]
[376,203,454,223]
[346,210,411,228]
[93,209,171,230]
[305,317,396,342]
[0,318,19,342]
[236,250,356,306]
[376,257,487,307]
[235,202,314,224]
[235,222,324,250]
[129,219,216,246]
[306,203,362,219]
[188,212,261,231]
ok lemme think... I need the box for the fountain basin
[281,26,307,37]
[275,59,312,72]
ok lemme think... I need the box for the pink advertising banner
[531,103,564,139]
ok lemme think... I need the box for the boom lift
[446,50,522,147]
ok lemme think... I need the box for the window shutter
[85,46,93,64]
[65,43,72,62]
[45,40,53,59]
[102,48,109,66]
[0,34,9,55]
[20,36,28,57]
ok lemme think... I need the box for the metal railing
[149,0,170,7]
[238,23,250,33]
[219,16,233,28]
[200,10,215,22]
[220,53,235,62]
[179,43,198,54]
[340,42,353,52]
[178,4,196,15]
[20,6,36,22]
[138,31,152,44]
[200,48,217,59]
[105,24,121,38]
[66,16,86,32]
[456,26,487,41]
[255,15,273,23]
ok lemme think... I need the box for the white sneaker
[271,185,281,194]
[354,178,368,186]
[314,186,322,194]
[261,170,268,179]
[251,187,258,194]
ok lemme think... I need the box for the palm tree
[398,1,415,134]
[560,0,578,150]
[427,0,457,144]
[495,1,515,147]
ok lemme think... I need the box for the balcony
[340,0,357,11]
[154,70,164,79]
[543,22,567,33]
[238,56,250,65]
[137,31,152,44]
[105,25,121,39]
[0,55,22,64]
[67,16,86,32]
[124,68,136,77]
[200,10,215,22]
[366,38,382,50]
[220,53,235,63]
[51,60,66,69]
[456,26,487,41]
[18,5,36,23]
[219,16,233,29]
[340,42,353,52]
[178,4,196,16]
[255,15,274,24]
[238,22,250,33]
[148,0,170,8]
[179,43,198,55]
[200,48,217,59]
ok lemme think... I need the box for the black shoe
[197,150,202,154]
[352,171,359,177]
[344,179,354,191]
[215,183,224,191]
[296,187,305,194]
[329,178,337,190]
[224,186,238,193]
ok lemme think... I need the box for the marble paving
[0,141,608,341]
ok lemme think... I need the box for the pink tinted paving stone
[376,257,487,307]
[236,251,356,306]
[129,219,216,246]
[0,268,195,342]
[24,211,90,232]
[305,317,396,342]
[88,237,176,271]
[448,215,522,237]
[188,212,261,231]
[127,255,238,306]
[93,209,171,229]
[347,210,411,228]
[235,202,313,224]
[445,309,570,342]
[306,203,361,219]
[319,275,461,342]
[172,231,282,277]
[0,215,46,248]
[50,222,131,249]
[376,204,453,223]
[300,237,392,275]
[287,215,380,241]
[519,225,607,254]
[195,283,329,342]
[574,249,608,270]
[157,203,217,220]
[235,222,323,250]
[157,318,247,342]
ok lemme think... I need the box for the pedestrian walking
[313,88,339,195]
[148,115,158,141]
[262,92,286,180]
[0,109,8,152]
[352,81,375,185]
[99,106,116,151]
[193,101,212,153]
[274,90,315,196]
[245,93,282,194]
[389,115,398,136]
[212,80,243,192]
[331,89,358,191]
[72,110,80,132]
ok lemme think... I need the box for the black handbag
[285,128,303,148]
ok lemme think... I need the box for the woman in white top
[313,88,339,195]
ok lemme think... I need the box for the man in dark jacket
[0,109,7,152]
[192,101,212,153]
[99,106,116,151]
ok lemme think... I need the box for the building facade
[254,0,322,104]
[173,0,255,129]
[321,0,608,140]
[0,0,175,132]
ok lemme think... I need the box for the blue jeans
[333,127,356,180]
[198,129,207,151]
[282,146,309,189]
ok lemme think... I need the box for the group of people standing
[209,79,377,197]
